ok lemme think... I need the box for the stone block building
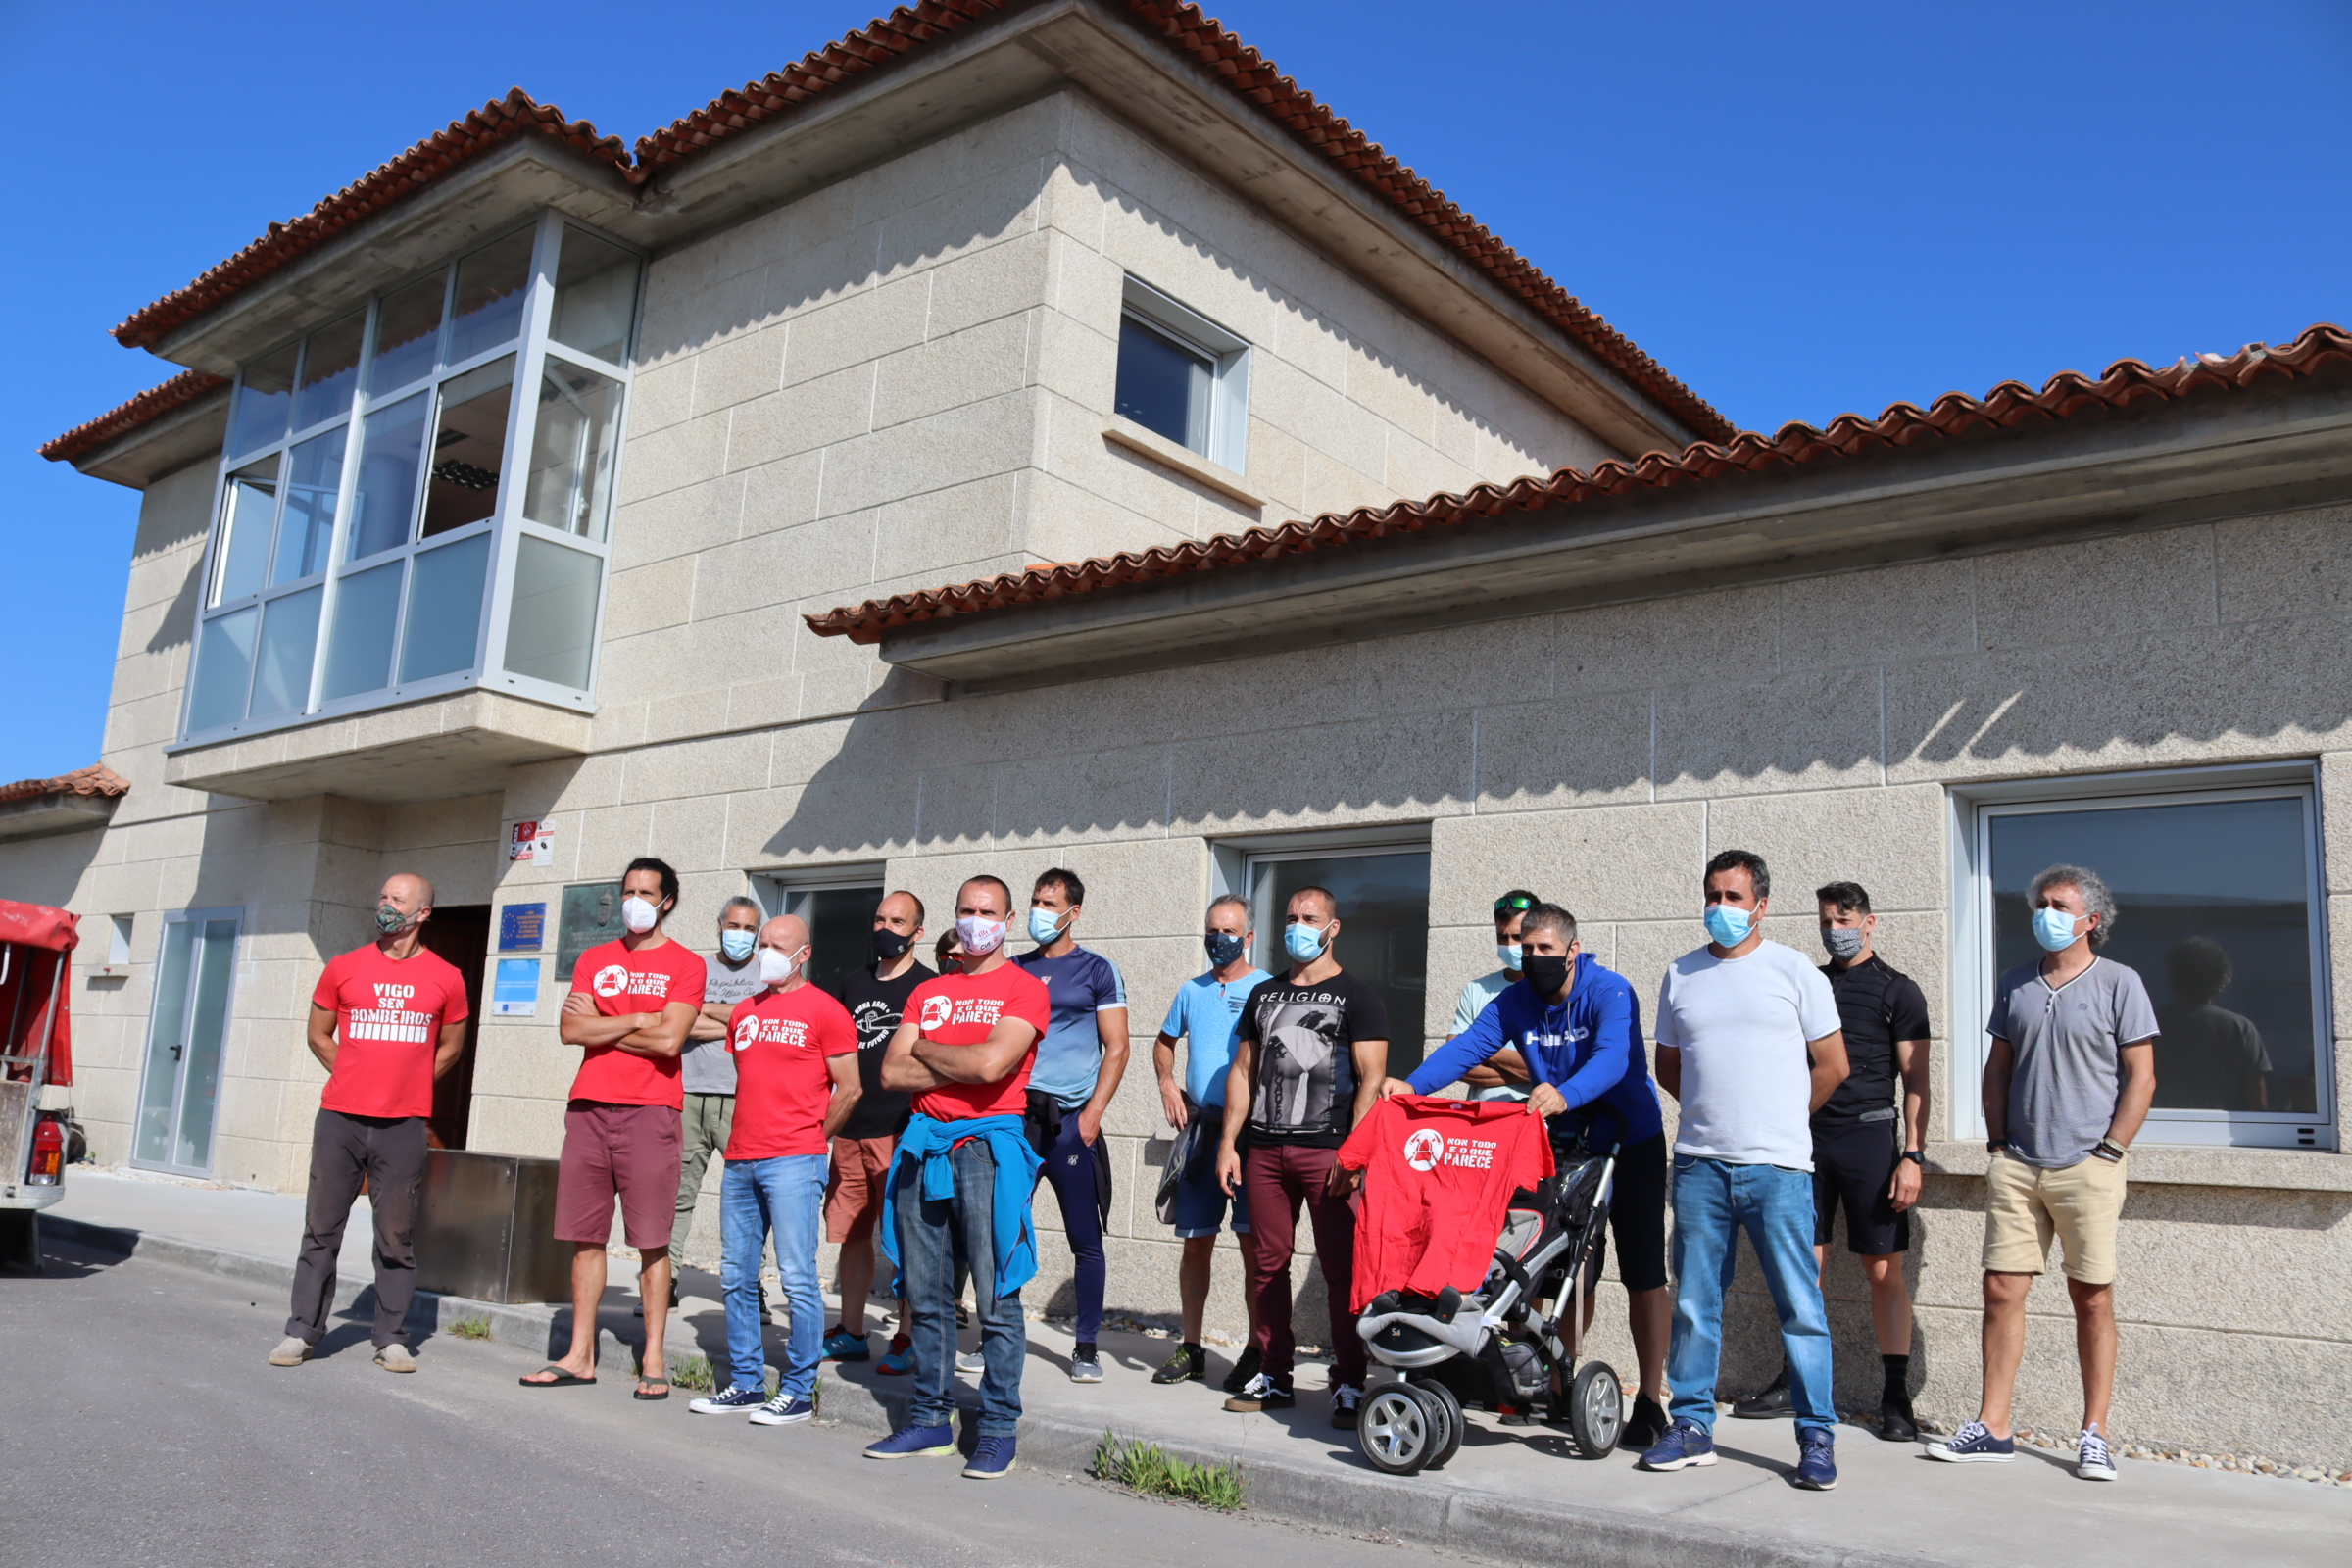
[19,0,2351,1467]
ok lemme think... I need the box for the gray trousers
[675,1092,736,1240]
[286,1108,427,1349]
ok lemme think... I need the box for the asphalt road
[0,1243,1454,1568]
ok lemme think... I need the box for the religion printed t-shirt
[566,937,709,1109]
[723,982,859,1159]
[313,944,470,1119]
[830,960,935,1141]
[683,954,762,1097]
[902,962,1052,1122]
[1238,969,1390,1148]
[1337,1095,1553,1311]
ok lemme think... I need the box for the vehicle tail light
[26,1116,63,1185]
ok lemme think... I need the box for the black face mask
[1522,953,1573,996]
[1204,931,1247,968]
[872,927,912,961]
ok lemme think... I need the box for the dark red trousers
[1241,1143,1367,1387]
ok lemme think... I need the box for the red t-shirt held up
[724,982,859,1159]
[566,936,708,1109]
[901,962,1051,1122]
[313,944,470,1120]
[1336,1095,1555,1312]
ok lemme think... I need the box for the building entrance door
[132,908,243,1176]
[420,905,491,1150]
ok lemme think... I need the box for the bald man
[689,915,862,1424]
[272,873,470,1371]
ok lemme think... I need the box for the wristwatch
[1984,1138,2005,1155]
[2093,1137,2127,1163]
[1898,1151,1926,1167]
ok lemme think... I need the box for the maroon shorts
[556,1100,683,1250]
[825,1135,897,1243]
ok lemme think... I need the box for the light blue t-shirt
[1014,946,1129,1110]
[1159,967,1272,1107]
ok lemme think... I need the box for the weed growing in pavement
[450,1316,493,1342]
[670,1354,716,1392]
[1093,1430,1247,1511]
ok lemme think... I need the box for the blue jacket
[1410,954,1663,1148]
[878,1113,1044,1299]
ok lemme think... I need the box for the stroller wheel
[1359,1384,1441,1476]
[1565,1361,1624,1459]
[1410,1378,1464,1471]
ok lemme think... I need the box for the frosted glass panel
[187,607,258,732]
[398,531,491,682]
[550,226,640,365]
[322,560,403,701]
[448,230,534,364]
[504,534,601,690]
[249,586,322,717]
[229,343,297,458]
[294,313,364,430]
[370,273,446,395]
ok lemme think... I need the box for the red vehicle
[0,899,75,1271]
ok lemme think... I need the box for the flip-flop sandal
[518,1366,597,1387]
[633,1378,671,1401]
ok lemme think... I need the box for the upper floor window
[181,215,642,744]
[1113,277,1250,472]
[1964,769,2335,1151]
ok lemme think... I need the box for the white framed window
[752,867,887,1000]
[177,212,644,745]
[1211,827,1430,1075]
[1114,276,1250,472]
[1952,763,2335,1151]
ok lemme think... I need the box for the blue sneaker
[822,1327,869,1362]
[688,1384,767,1415]
[864,1421,957,1460]
[962,1435,1016,1479]
[1638,1417,1718,1471]
[1792,1428,1838,1491]
[877,1342,915,1376]
[1927,1420,2016,1463]
[749,1395,814,1426]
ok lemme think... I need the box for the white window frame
[130,905,247,1179]
[172,210,645,749]
[750,864,889,923]
[1949,762,2336,1152]
[1118,276,1250,472]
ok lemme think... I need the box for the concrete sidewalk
[29,1168,2352,1568]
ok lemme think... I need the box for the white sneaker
[373,1344,416,1374]
[956,1348,987,1375]
[2076,1425,2118,1481]
[269,1336,311,1367]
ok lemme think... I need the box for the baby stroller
[1354,1141,1622,1475]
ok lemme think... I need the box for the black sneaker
[1152,1345,1206,1385]
[1624,1394,1671,1449]
[1878,1391,1919,1443]
[1221,1372,1294,1412]
[1329,1383,1362,1430]
[1219,1345,1263,1395]
[1732,1375,1793,1419]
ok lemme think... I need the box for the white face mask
[956,913,1006,956]
[758,945,805,986]
[621,895,661,934]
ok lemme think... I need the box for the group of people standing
[270,842,2159,1493]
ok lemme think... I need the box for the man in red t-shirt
[684,913,860,1425]
[523,857,705,1398]
[270,872,468,1374]
[862,875,1049,1481]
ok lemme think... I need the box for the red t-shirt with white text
[314,944,470,1119]
[902,962,1051,1121]
[725,983,859,1159]
[566,936,708,1109]
[1336,1095,1554,1312]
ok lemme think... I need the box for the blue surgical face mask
[2033,906,2081,953]
[1204,931,1247,968]
[720,928,756,962]
[1028,906,1065,946]
[1497,943,1523,971]
[1284,922,1328,963]
[1703,904,1753,949]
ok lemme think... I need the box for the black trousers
[286,1108,427,1349]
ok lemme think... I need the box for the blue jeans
[1667,1155,1835,1437]
[896,1138,1025,1438]
[720,1153,827,1399]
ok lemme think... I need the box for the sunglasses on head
[1494,894,1536,915]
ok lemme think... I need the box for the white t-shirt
[1653,938,1841,1170]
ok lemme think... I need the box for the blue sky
[3,1,2347,782]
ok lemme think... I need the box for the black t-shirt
[1814,955,1930,1130]
[1238,969,1391,1148]
[829,960,935,1141]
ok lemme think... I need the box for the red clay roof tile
[803,324,2352,645]
[37,369,228,465]
[0,765,131,806]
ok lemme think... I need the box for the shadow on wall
[0,830,105,911]
[756,582,2352,861]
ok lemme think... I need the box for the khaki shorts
[1983,1149,2127,1285]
